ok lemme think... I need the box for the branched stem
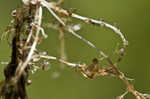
[0,0,149,99]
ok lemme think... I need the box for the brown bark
[0,4,37,99]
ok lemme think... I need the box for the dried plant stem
[43,2,128,47]
[40,3,145,98]
[39,55,77,67]
[41,1,128,67]
[0,0,149,99]
[115,67,142,99]
[43,3,107,58]
[0,4,38,99]
[38,54,145,99]
[15,6,43,81]
[59,24,67,69]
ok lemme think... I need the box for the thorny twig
[0,0,149,99]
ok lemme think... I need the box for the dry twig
[0,0,149,99]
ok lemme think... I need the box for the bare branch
[1,0,148,99]
[42,1,128,47]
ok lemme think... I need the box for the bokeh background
[0,0,150,99]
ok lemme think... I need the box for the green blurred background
[0,0,150,99]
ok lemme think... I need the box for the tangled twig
[0,0,149,99]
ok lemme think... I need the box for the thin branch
[59,25,67,69]
[42,1,66,26]
[42,1,128,47]
[41,1,109,60]
[72,14,128,46]
[117,91,128,99]
[40,0,127,69]
[39,55,78,67]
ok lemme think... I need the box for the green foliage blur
[0,0,150,99]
